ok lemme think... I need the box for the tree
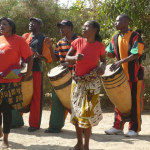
[99,0,150,41]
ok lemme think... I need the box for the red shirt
[72,38,105,76]
[0,34,33,83]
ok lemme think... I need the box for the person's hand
[76,54,84,61]
[61,62,69,67]
[34,52,39,57]
[44,37,53,48]
[21,73,30,82]
[98,66,105,75]
[110,61,122,71]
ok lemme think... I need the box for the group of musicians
[0,14,145,150]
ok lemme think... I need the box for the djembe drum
[11,63,33,127]
[101,64,132,117]
[47,65,71,110]
[20,63,33,112]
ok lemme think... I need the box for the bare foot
[1,140,9,149]
[71,144,83,150]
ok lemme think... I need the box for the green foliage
[0,0,18,16]
[99,0,150,43]
[0,0,61,38]
[58,0,91,36]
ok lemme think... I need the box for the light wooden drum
[20,64,33,112]
[101,64,132,117]
[47,65,71,110]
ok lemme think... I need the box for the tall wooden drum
[101,64,132,117]
[20,64,33,112]
[47,65,71,110]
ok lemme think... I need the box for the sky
[57,0,76,8]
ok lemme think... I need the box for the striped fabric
[54,34,78,71]
[111,30,144,81]
[113,80,144,132]
[106,30,145,132]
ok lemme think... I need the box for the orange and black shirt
[23,33,52,72]
[106,30,144,81]
[54,34,78,71]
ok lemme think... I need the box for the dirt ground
[1,110,150,150]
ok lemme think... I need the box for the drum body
[47,65,71,110]
[20,63,33,112]
[21,76,33,112]
[101,64,132,117]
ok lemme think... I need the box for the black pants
[0,100,12,133]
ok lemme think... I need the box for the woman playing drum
[0,17,33,148]
[66,21,106,150]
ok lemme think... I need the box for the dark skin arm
[98,54,106,75]
[110,54,138,71]
[21,55,33,81]
[65,47,84,63]
[66,47,106,75]
[44,37,58,62]
[34,51,47,62]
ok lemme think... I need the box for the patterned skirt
[0,82,23,110]
[70,68,103,128]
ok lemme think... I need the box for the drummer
[45,19,78,133]
[24,17,52,132]
[105,14,145,137]
[0,17,33,148]
[12,17,52,131]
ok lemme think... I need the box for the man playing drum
[45,19,78,133]
[11,17,52,132]
[24,17,52,132]
[105,14,145,137]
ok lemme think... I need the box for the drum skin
[48,66,71,110]
[101,64,132,117]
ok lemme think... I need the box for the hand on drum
[110,61,122,71]
[98,66,105,75]
[21,73,30,82]
[76,53,84,61]
[61,62,69,68]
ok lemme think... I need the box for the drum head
[102,64,122,78]
[47,65,69,78]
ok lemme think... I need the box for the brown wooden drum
[47,65,71,110]
[101,64,132,117]
[20,64,33,112]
